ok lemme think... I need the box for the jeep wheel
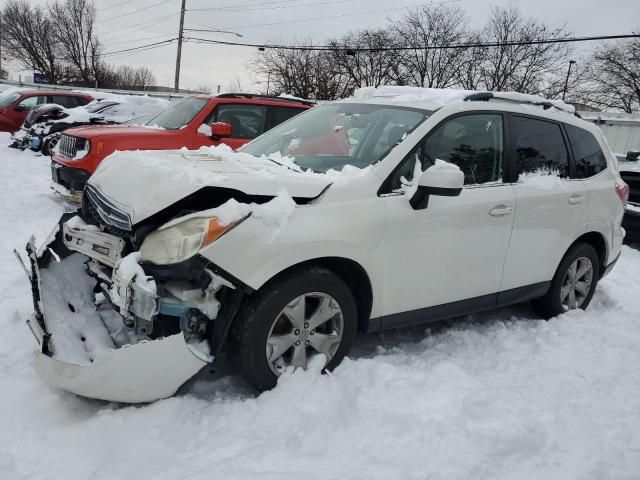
[231,267,357,391]
[532,242,600,319]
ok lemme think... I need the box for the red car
[0,90,93,133]
[51,93,313,197]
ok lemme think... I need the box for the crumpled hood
[88,148,332,224]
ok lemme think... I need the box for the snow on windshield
[241,103,428,173]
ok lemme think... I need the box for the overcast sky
[8,0,640,91]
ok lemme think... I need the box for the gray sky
[8,0,640,91]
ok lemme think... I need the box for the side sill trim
[369,281,551,332]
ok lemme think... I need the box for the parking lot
[2,130,640,479]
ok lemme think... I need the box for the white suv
[24,89,627,402]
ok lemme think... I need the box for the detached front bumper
[24,232,209,403]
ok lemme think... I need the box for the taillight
[616,182,629,206]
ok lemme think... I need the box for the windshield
[241,103,428,172]
[0,92,20,108]
[145,97,207,130]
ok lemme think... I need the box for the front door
[193,103,268,150]
[381,113,516,322]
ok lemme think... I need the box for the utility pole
[562,60,576,101]
[0,12,3,80]
[174,0,187,93]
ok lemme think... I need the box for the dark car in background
[11,97,168,155]
[619,152,640,244]
[0,90,93,133]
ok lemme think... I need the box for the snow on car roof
[347,85,576,114]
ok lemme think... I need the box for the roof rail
[463,91,576,115]
[216,93,316,106]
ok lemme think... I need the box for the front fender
[200,202,386,317]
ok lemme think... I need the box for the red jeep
[50,94,313,197]
[0,90,93,133]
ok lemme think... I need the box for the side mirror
[14,105,28,112]
[210,122,232,140]
[409,162,464,210]
[626,151,640,162]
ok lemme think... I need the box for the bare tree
[50,0,100,86]
[1,0,62,83]
[329,29,400,88]
[391,5,468,88]
[224,74,247,93]
[478,5,572,95]
[251,43,353,100]
[577,37,640,112]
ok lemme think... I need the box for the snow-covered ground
[2,131,640,479]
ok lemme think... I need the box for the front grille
[85,184,133,232]
[58,134,78,158]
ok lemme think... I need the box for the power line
[186,33,640,52]
[189,0,360,13]
[103,33,177,47]
[98,13,175,40]
[194,1,458,30]
[97,0,176,23]
[101,38,178,58]
[188,0,299,11]
[97,0,137,12]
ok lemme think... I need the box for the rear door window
[267,106,305,130]
[211,104,267,139]
[511,116,569,177]
[51,95,74,108]
[565,124,607,178]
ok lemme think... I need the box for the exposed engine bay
[22,206,244,403]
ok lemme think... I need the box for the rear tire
[532,242,600,319]
[230,267,357,391]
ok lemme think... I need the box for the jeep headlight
[73,138,91,160]
[140,216,243,265]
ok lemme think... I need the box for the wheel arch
[571,231,608,274]
[255,256,374,333]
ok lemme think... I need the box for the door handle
[489,205,513,217]
[568,195,584,205]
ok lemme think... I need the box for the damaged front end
[22,213,242,403]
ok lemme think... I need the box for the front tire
[230,267,357,391]
[42,134,61,156]
[532,242,600,319]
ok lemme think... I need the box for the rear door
[500,114,588,291]
[266,106,306,130]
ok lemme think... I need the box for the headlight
[73,139,90,160]
[139,215,244,265]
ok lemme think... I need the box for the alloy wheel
[265,292,344,375]
[560,256,593,311]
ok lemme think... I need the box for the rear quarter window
[565,124,608,178]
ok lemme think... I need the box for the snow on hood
[89,145,369,224]
[353,86,575,113]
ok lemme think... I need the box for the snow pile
[353,86,575,113]
[518,168,568,190]
[197,123,212,137]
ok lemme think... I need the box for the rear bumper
[24,232,209,403]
